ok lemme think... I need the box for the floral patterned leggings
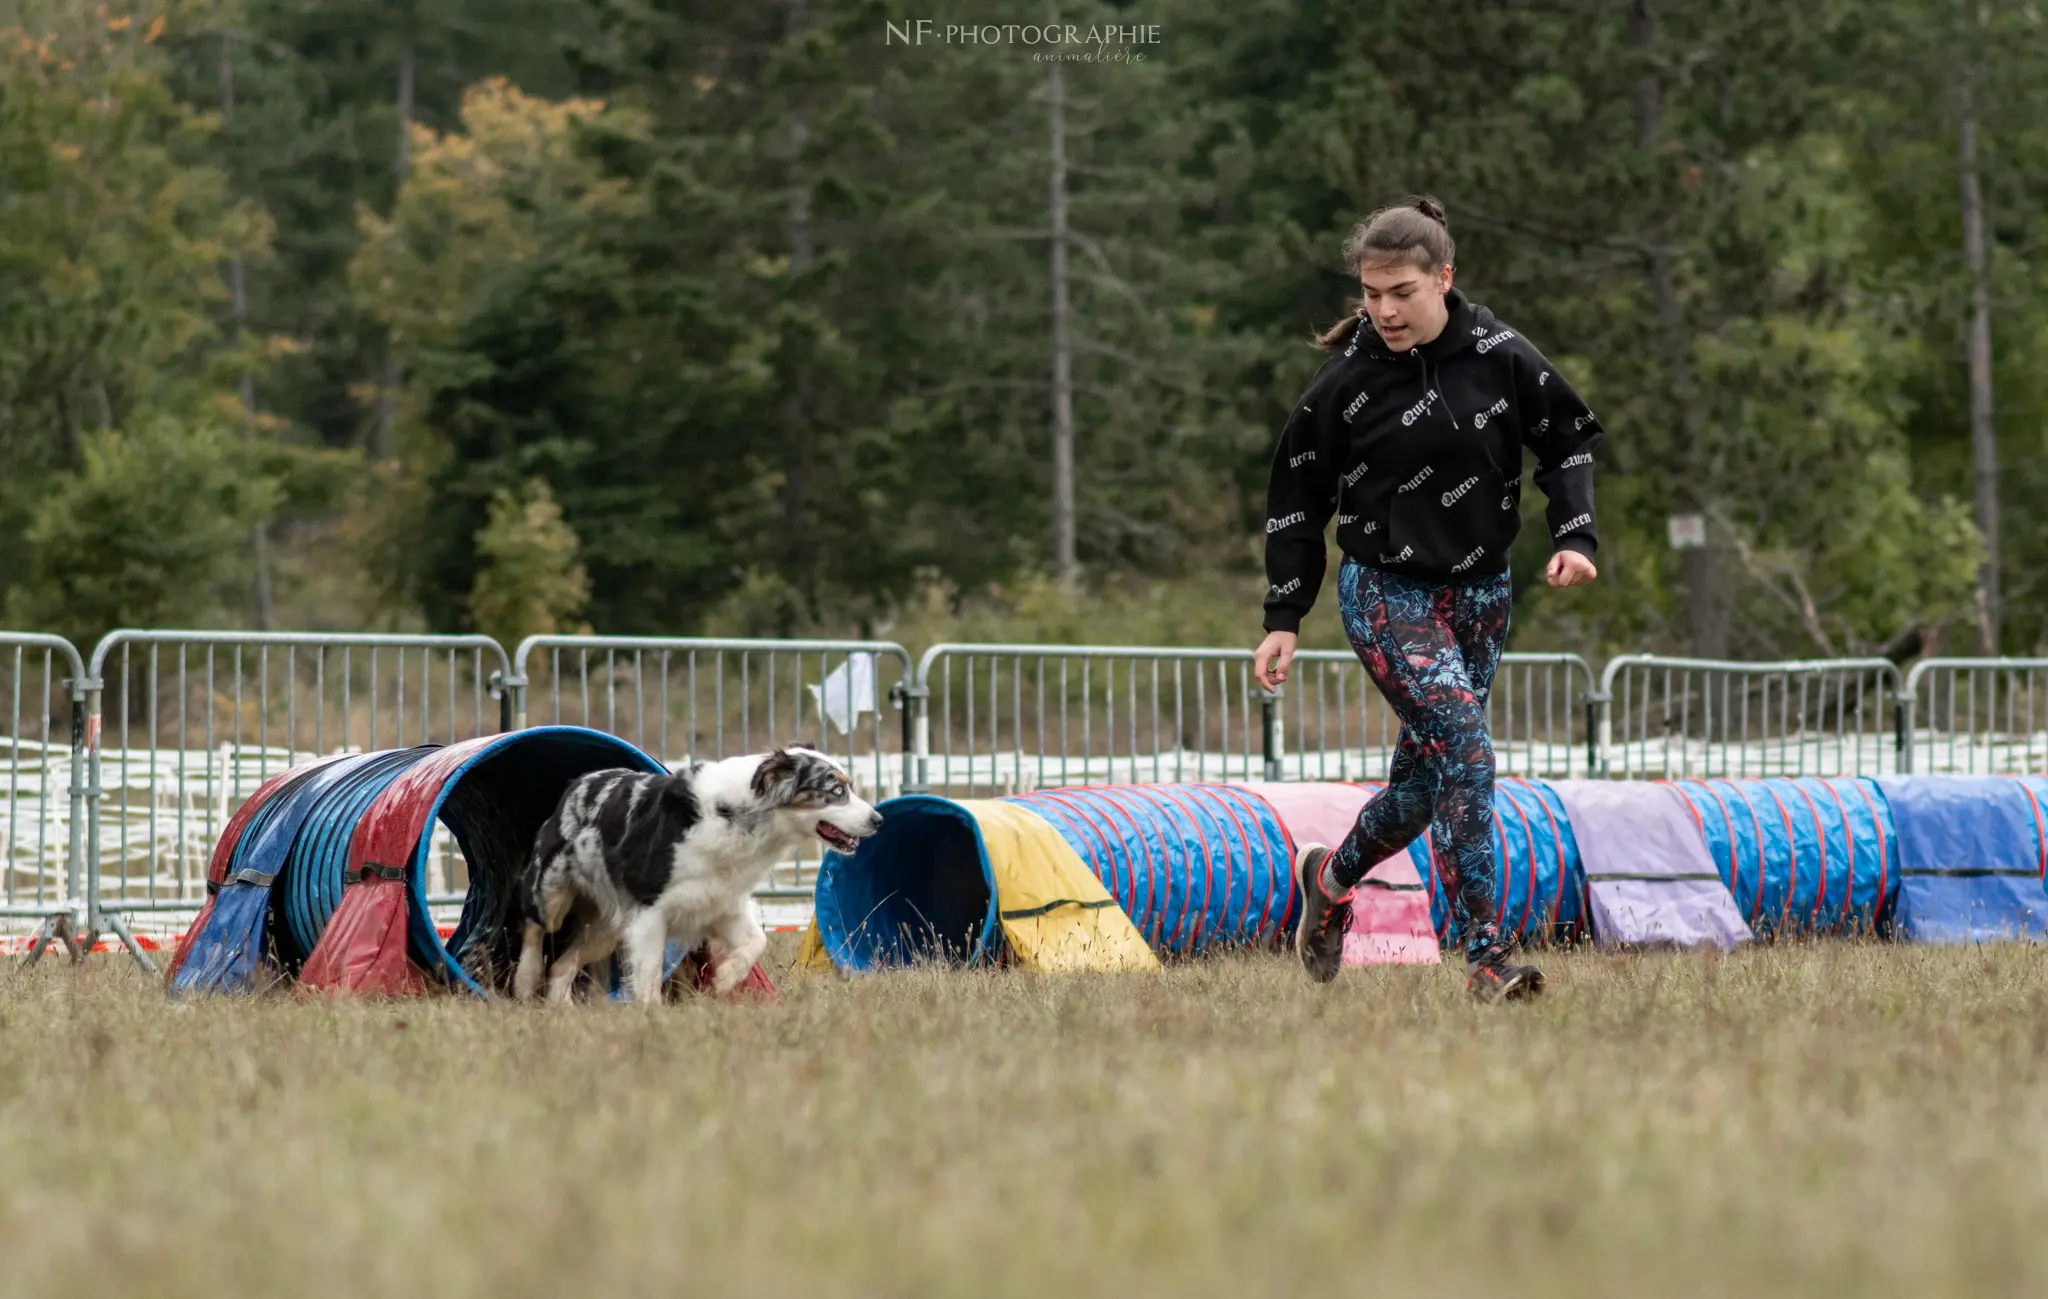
[1328,559,1512,962]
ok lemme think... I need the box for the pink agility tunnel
[1230,782,1439,966]
[1237,779,1588,959]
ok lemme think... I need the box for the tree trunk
[780,0,814,621]
[1632,0,1724,657]
[1047,58,1077,585]
[221,35,274,630]
[1955,52,2000,652]
[375,31,416,460]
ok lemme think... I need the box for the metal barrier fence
[910,643,1599,797]
[1902,658,2048,775]
[508,636,916,898]
[1,634,89,958]
[10,624,2048,968]
[1598,655,1906,780]
[83,630,514,967]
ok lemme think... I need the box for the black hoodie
[1262,288,1602,634]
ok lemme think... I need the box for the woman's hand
[1254,630,1297,691]
[1546,550,1598,588]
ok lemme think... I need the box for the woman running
[1253,196,1601,1001]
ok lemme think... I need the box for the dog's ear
[750,748,800,802]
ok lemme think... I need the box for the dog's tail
[517,816,567,927]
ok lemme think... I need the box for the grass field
[3,938,2045,1297]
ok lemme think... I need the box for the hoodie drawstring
[1420,352,1459,429]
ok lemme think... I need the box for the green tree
[0,0,281,632]
[160,0,599,452]
[467,477,591,647]
[1843,0,2048,652]
[16,417,281,647]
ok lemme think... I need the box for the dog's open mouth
[816,822,863,853]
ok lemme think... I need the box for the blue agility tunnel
[1668,777,1899,937]
[1422,776,1587,949]
[1873,775,2048,942]
[169,754,365,997]
[1010,784,1295,953]
[812,794,1004,969]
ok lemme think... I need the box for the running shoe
[1465,942,1545,1002]
[1293,843,1352,983]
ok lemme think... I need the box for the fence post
[1261,688,1284,782]
[1895,693,1913,775]
[494,669,527,733]
[74,664,155,974]
[24,658,91,965]
[80,673,105,957]
[1587,688,1610,779]
[64,671,87,937]
[894,677,930,794]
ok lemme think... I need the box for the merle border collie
[513,747,881,1004]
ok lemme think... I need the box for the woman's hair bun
[1413,196,1448,227]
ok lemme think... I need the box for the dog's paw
[707,958,750,997]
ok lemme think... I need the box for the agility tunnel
[170,726,777,999]
[801,779,1591,974]
[801,773,2044,974]
[1546,780,1754,951]
[800,788,1219,973]
[804,782,1321,972]
[1668,777,1900,938]
[1230,781,1438,966]
[1873,776,2048,942]
[178,760,2048,993]
[168,751,371,993]
[1419,776,1587,950]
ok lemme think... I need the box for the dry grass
[4,938,2046,1297]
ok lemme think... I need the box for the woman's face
[1360,259,1454,351]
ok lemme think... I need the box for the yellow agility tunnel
[798,795,1159,972]
[798,785,1310,973]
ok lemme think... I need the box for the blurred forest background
[3,0,2045,662]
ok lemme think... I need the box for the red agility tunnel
[177,726,779,1001]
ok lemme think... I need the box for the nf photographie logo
[886,18,1161,61]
